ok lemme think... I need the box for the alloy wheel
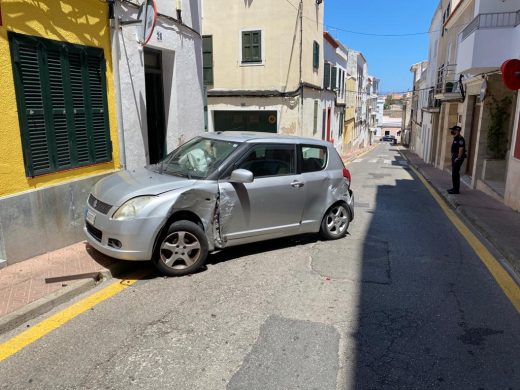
[160,231,202,270]
[325,205,349,236]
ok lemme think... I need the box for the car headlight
[112,196,155,220]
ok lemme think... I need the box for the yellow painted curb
[0,271,147,362]
[409,164,520,313]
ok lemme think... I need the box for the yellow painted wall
[342,78,357,149]
[0,0,119,197]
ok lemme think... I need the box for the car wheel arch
[152,210,205,259]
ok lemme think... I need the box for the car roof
[202,131,331,147]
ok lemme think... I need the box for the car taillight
[343,168,351,186]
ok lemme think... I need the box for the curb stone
[0,260,133,335]
[399,149,520,283]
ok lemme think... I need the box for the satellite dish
[501,59,520,90]
[136,0,157,46]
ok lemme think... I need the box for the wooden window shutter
[313,41,319,70]
[10,35,52,176]
[202,35,213,85]
[86,51,111,163]
[313,100,318,134]
[331,66,337,90]
[242,30,261,63]
[252,31,261,62]
[9,32,111,177]
[324,63,331,89]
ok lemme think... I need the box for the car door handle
[291,181,304,188]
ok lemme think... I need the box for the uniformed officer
[448,125,466,194]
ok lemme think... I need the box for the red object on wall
[514,112,520,160]
[501,59,520,90]
[0,1,3,26]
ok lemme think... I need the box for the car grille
[88,194,113,215]
[86,222,102,242]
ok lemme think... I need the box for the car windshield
[152,137,240,179]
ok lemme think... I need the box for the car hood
[92,167,195,206]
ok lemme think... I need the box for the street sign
[501,59,520,90]
[136,0,157,46]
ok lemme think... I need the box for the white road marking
[368,159,378,163]
[384,159,392,164]
[353,158,364,163]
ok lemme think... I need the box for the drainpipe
[299,0,303,136]
[109,0,127,169]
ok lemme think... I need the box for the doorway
[144,48,166,164]
[466,97,480,176]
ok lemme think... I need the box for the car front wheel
[319,203,350,240]
[154,221,209,276]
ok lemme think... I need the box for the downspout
[109,0,127,169]
[299,0,303,136]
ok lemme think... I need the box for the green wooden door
[213,111,277,133]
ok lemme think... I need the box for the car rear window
[301,145,327,173]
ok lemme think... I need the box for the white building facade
[114,0,204,169]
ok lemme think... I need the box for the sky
[324,0,439,93]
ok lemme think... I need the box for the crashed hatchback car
[85,132,354,276]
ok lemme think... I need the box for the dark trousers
[451,157,464,192]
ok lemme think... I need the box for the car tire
[154,221,209,277]
[319,203,350,240]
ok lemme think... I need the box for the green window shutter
[47,48,72,168]
[202,36,213,85]
[86,52,111,163]
[68,51,91,164]
[331,66,337,90]
[242,30,261,63]
[10,36,52,176]
[313,100,318,134]
[242,31,251,62]
[313,41,319,70]
[9,32,111,177]
[324,63,330,89]
[252,31,261,62]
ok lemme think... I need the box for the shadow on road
[352,161,520,389]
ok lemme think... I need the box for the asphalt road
[1,143,519,390]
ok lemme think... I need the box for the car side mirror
[229,169,254,184]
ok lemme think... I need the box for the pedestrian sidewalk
[401,148,520,278]
[0,241,131,334]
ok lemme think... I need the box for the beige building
[417,0,520,211]
[202,0,324,137]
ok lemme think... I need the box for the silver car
[84,132,354,276]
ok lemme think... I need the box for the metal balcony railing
[461,10,520,41]
[427,88,441,109]
[435,64,461,95]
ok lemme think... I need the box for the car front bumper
[84,204,165,261]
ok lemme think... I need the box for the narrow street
[1,143,519,390]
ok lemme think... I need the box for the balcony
[457,10,520,74]
[425,88,441,112]
[435,64,463,101]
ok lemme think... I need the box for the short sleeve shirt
[451,135,466,156]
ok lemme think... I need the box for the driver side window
[238,144,296,177]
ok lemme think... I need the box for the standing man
[448,125,466,194]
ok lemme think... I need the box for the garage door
[213,111,277,133]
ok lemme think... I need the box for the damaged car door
[217,143,306,246]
